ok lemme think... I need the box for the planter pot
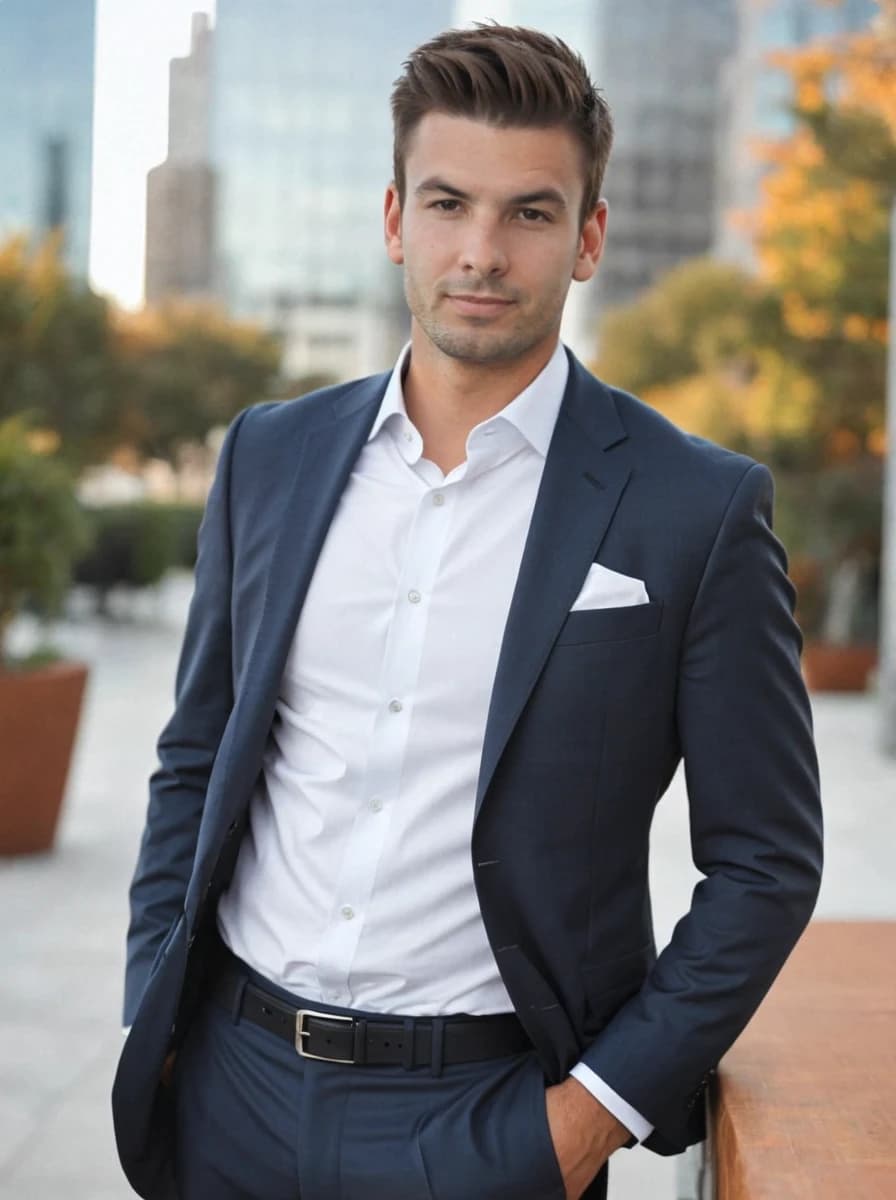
[801,642,877,693]
[0,660,88,854]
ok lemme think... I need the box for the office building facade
[145,13,216,304]
[592,0,737,309]
[208,0,453,374]
[0,0,96,279]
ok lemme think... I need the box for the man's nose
[459,219,508,277]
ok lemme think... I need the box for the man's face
[384,113,606,367]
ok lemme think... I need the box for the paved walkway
[1,572,893,1199]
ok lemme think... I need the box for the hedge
[72,503,203,595]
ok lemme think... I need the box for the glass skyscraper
[591,0,738,307]
[0,0,96,279]
[211,0,453,318]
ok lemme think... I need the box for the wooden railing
[712,921,895,1199]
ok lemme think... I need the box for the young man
[113,24,822,1200]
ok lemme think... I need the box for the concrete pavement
[1,571,893,1199]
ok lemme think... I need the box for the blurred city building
[0,0,96,279]
[255,294,405,384]
[207,0,452,378]
[145,13,216,304]
[592,0,737,309]
[715,0,880,268]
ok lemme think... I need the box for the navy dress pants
[171,957,610,1200]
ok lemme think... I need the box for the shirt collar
[367,339,569,460]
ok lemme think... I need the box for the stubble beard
[404,274,562,367]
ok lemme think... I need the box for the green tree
[0,234,285,468]
[114,300,283,461]
[593,258,821,467]
[0,233,121,469]
[595,259,778,397]
[0,417,92,666]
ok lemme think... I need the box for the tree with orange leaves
[752,18,894,463]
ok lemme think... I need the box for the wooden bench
[713,921,896,1199]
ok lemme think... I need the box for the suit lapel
[474,355,632,820]
[226,357,632,831]
[231,376,386,797]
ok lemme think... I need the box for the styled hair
[391,23,613,227]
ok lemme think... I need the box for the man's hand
[545,1077,631,1200]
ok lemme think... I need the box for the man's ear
[572,198,608,283]
[384,182,404,265]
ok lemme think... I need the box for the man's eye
[433,199,460,212]
[519,208,549,222]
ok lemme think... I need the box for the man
[113,23,823,1200]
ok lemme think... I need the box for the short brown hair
[391,23,613,227]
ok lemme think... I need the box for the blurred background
[0,1,893,1197]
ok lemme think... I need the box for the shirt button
[404,431,413,442]
[408,589,421,604]
[340,905,355,921]
[388,699,403,713]
[369,797,383,813]
[433,493,445,506]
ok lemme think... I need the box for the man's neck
[401,329,560,475]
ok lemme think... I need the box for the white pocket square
[570,563,649,611]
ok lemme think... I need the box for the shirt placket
[314,464,459,1003]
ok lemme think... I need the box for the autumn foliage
[0,231,283,469]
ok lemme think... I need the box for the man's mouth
[445,294,515,314]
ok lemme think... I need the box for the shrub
[0,418,92,666]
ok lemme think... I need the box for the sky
[88,0,216,309]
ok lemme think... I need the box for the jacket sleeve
[123,407,250,1023]
[579,461,823,1153]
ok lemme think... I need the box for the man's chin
[422,324,535,366]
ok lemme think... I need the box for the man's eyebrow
[509,188,568,209]
[414,178,472,200]
[414,178,568,209]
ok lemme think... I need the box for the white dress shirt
[215,340,652,1141]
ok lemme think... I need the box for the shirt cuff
[569,1062,654,1144]
[122,1026,131,1036]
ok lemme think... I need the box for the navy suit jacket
[113,351,823,1199]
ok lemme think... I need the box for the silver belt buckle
[295,1008,355,1063]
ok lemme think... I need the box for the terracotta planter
[801,641,877,693]
[0,660,88,854]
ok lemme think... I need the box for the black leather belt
[210,948,532,1068]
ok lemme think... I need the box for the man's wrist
[565,1076,632,1155]
[545,1075,630,1198]
[569,1061,653,1144]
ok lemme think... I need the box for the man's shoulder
[235,371,390,441]
[584,365,761,494]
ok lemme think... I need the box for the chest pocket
[554,600,663,647]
